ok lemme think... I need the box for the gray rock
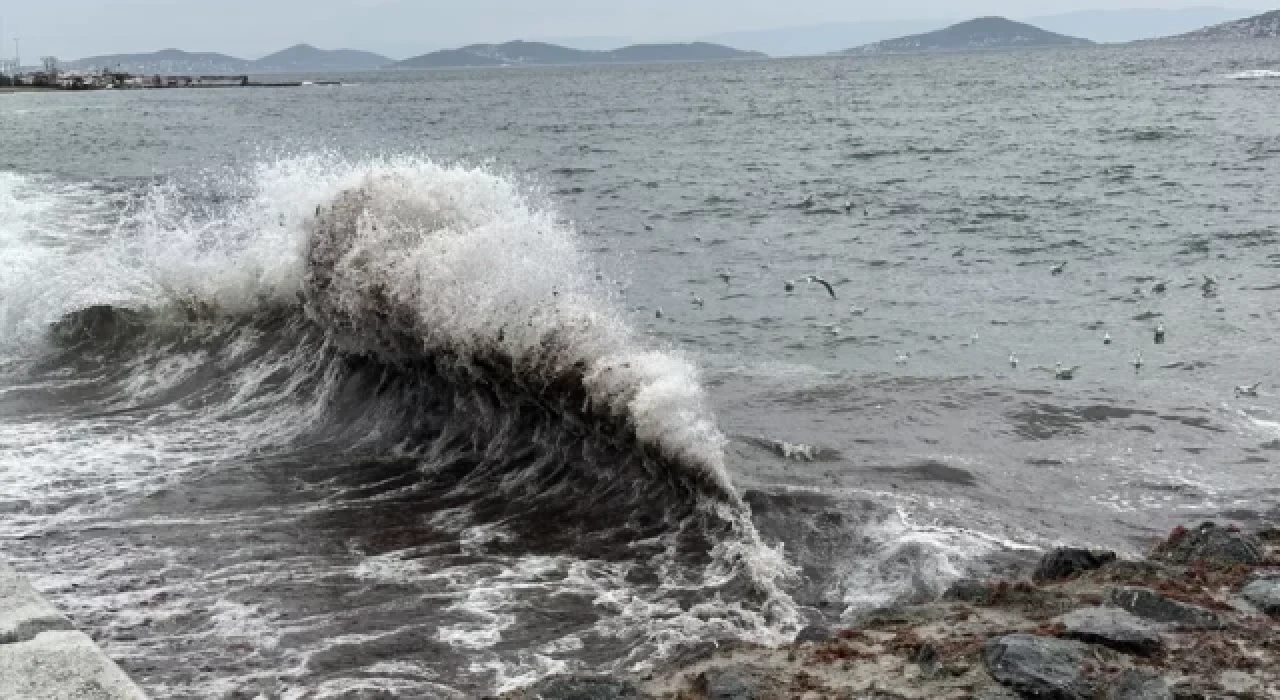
[1241,579,1280,615]
[1033,548,1117,582]
[944,578,990,603]
[0,561,74,645]
[1111,670,1173,700]
[511,676,643,700]
[982,634,1096,699]
[696,667,783,700]
[792,624,833,644]
[1151,522,1262,566]
[1056,606,1162,656]
[1108,587,1222,629]
[0,629,147,700]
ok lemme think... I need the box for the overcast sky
[0,1,1270,60]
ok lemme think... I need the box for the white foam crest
[1227,69,1280,80]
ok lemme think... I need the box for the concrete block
[0,629,146,700]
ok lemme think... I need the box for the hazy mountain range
[702,7,1262,56]
[51,8,1280,73]
[846,17,1092,55]
[64,44,391,73]
[388,41,762,69]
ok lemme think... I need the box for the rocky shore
[501,522,1279,699]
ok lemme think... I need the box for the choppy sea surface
[2,42,1279,698]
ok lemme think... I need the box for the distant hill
[66,49,247,74]
[65,45,390,73]
[1163,9,1280,41]
[251,44,391,72]
[1027,7,1260,43]
[389,41,765,69]
[845,17,1093,55]
[703,20,948,57]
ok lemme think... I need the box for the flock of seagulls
[645,201,1262,401]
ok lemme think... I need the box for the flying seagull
[806,275,837,299]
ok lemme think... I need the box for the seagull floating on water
[1132,351,1144,370]
[1154,324,1166,344]
[800,194,815,209]
[1235,383,1261,398]
[655,308,664,319]
[692,296,704,308]
[717,269,732,286]
[1009,352,1019,369]
[1051,262,1068,275]
[1034,362,1080,380]
[784,280,796,293]
[1152,282,1167,294]
[895,352,911,365]
[953,247,966,258]
[844,199,855,214]
[849,306,868,316]
[1104,332,1112,345]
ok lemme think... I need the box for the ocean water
[2,42,1279,698]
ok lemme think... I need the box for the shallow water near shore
[1,41,1279,697]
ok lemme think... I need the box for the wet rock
[1150,522,1262,566]
[507,676,643,700]
[1241,579,1280,615]
[1056,606,1162,656]
[944,578,990,603]
[1033,547,1117,582]
[695,666,783,700]
[1111,670,1173,700]
[792,625,833,644]
[982,634,1096,700]
[1108,587,1222,629]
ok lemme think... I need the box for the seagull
[717,269,732,286]
[1132,351,1144,370]
[693,235,702,242]
[806,275,837,300]
[692,295,704,308]
[784,280,796,293]
[1154,324,1166,344]
[953,247,966,258]
[1152,282,1167,294]
[1202,275,1218,296]
[1034,363,1080,380]
[1104,332,1112,345]
[863,207,870,217]
[895,352,911,365]
[1051,262,1068,275]
[849,306,868,316]
[844,199,855,214]
[644,224,654,231]
[1235,383,1261,398]
[1009,352,1019,369]
[655,308,664,319]
[800,194,814,209]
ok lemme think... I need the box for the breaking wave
[0,156,798,690]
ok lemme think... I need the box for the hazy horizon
[0,2,1271,62]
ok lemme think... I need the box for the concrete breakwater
[0,559,146,700]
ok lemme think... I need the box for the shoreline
[501,522,1279,699]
